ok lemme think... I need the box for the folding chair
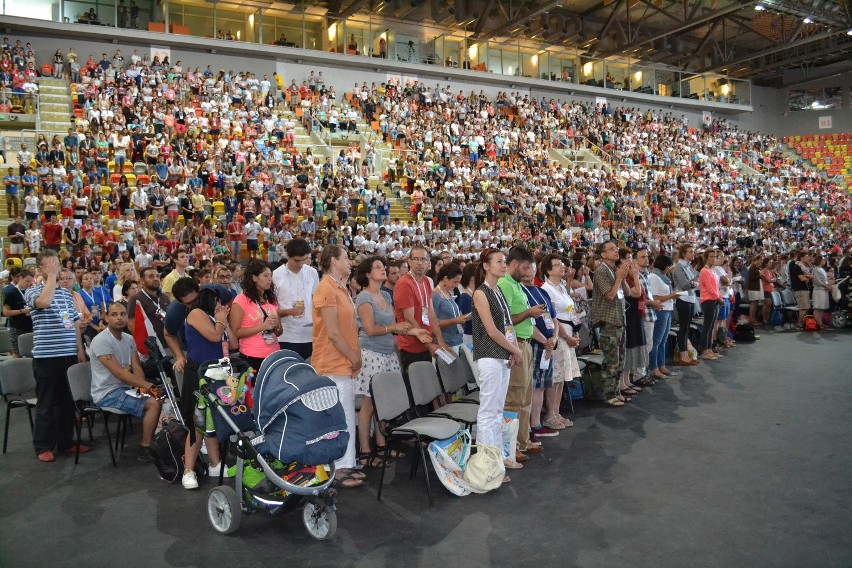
[17,332,34,358]
[66,362,131,467]
[370,371,460,506]
[0,358,36,453]
[436,356,479,405]
[780,288,800,330]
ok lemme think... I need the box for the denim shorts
[96,388,148,419]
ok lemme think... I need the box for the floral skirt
[552,339,581,384]
[354,348,401,396]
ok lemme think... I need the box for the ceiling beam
[699,28,846,73]
[474,0,565,41]
[637,0,681,22]
[598,0,759,57]
[472,0,497,35]
[691,17,723,56]
[336,0,369,19]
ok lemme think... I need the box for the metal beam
[692,17,723,56]
[336,0,369,19]
[474,0,565,40]
[472,0,497,35]
[637,0,681,22]
[599,0,759,57]
[700,28,845,73]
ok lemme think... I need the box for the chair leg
[3,401,10,454]
[376,441,390,502]
[74,414,83,465]
[409,443,419,479]
[418,439,434,507]
[102,413,118,468]
[86,414,94,441]
[27,405,34,432]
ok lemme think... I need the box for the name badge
[617,288,625,300]
[61,311,75,329]
[421,306,430,327]
[542,312,555,330]
[505,325,516,343]
[261,330,277,344]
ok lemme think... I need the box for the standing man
[591,241,632,407]
[790,250,813,328]
[127,266,171,349]
[498,246,547,456]
[634,247,661,387]
[227,215,244,261]
[273,238,319,360]
[393,244,450,380]
[6,215,26,258]
[25,250,89,462]
[3,167,19,218]
[161,248,190,300]
[90,302,163,462]
[381,260,401,302]
[2,266,33,358]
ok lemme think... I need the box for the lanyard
[411,274,430,310]
[436,287,459,318]
[80,287,95,305]
[486,282,512,329]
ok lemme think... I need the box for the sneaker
[531,425,560,437]
[37,450,55,462]
[182,470,199,490]
[207,461,234,478]
[64,444,92,454]
[137,446,152,463]
[528,432,543,446]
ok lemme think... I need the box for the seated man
[90,302,163,462]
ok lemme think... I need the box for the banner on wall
[595,96,607,107]
[818,116,832,129]
[386,73,402,86]
[150,46,171,64]
[702,111,712,127]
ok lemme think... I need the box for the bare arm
[97,352,151,389]
[164,329,186,371]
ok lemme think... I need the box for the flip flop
[334,470,364,489]
[605,397,625,407]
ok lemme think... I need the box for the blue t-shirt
[522,285,557,342]
[3,175,19,195]
[432,291,463,348]
[457,292,473,336]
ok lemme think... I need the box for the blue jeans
[649,310,672,371]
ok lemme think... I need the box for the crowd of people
[1,35,851,493]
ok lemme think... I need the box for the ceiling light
[754,4,765,10]
[803,17,813,23]
[848,29,852,35]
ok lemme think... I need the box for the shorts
[795,290,811,310]
[9,243,23,254]
[96,387,149,419]
[747,290,764,302]
[354,348,401,396]
[246,239,258,251]
[531,340,554,389]
[25,212,38,221]
[9,327,24,354]
[717,297,730,320]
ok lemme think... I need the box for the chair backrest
[0,327,11,354]
[770,291,782,308]
[66,362,93,402]
[17,332,34,358]
[781,288,796,306]
[460,345,480,386]
[408,361,444,407]
[576,323,592,352]
[0,358,36,396]
[436,356,468,394]
[369,371,410,422]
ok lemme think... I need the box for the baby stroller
[198,351,349,539]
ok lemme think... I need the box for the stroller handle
[199,388,337,497]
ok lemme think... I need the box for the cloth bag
[500,411,519,461]
[463,444,505,494]
[427,430,472,497]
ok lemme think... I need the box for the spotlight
[803,17,813,23]
[848,29,852,35]
[754,4,765,10]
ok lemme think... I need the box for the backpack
[734,323,756,343]
[769,309,784,327]
[148,418,206,484]
[802,315,818,332]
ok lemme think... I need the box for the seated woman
[181,288,239,489]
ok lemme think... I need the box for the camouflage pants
[593,324,625,401]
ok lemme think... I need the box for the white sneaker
[182,470,199,489]
[207,462,233,478]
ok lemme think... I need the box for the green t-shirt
[497,274,533,340]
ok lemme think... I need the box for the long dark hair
[241,259,276,304]
[193,287,220,317]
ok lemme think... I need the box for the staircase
[36,77,74,134]
[276,107,329,158]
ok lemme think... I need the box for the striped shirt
[25,284,80,358]
[639,270,657,323]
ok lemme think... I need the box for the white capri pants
[329,375,356,470]
[475,357,511,448]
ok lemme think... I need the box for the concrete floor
[1,329,851,568]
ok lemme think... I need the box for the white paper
[436,347,457,365]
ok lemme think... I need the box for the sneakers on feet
[137,446,153,463]
[528,432,543,446]
[182,470,199,490]
[207,461,234,478]
[531,425,560,437]
[37,450,55,462]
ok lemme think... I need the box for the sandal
[605,397,625,407]
[620,388,640,396]
[334,469,364,489]
[357,451,382,468]
[376,445,406,460]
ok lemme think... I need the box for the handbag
[427,430,472,497]
[500,411,519,461]
[463,443,505,494]
[831,286,841,303]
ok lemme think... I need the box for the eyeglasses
[410,257,429,263]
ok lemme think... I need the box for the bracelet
[214,320,225,327]
[384,325,389,334]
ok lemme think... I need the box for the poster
[818,116,832,129]
[702,111,712,127]
[150,45,171,63]
[595,96,607,107]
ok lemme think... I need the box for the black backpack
[149,418,207,483]
[734,323,757,343]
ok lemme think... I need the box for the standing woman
[456,262,478,346]
[472,249,523,478]
[811,256,831,330]
[181,288,239,489]
[353,256,426,467]
[698,249,722,361]
[312,244,363,489]
[671,243,699,366]
[432,263,468,355]
[228,260,282,371]
[539,254,581,429]
[618,249,643,396]
[646,254,679,380]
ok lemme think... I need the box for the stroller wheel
[831,311,847,329]
[207,486,242,535]
[302,501,337,540]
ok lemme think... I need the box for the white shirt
[272,263,319,344]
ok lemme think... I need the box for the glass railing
[2,1,751,106]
